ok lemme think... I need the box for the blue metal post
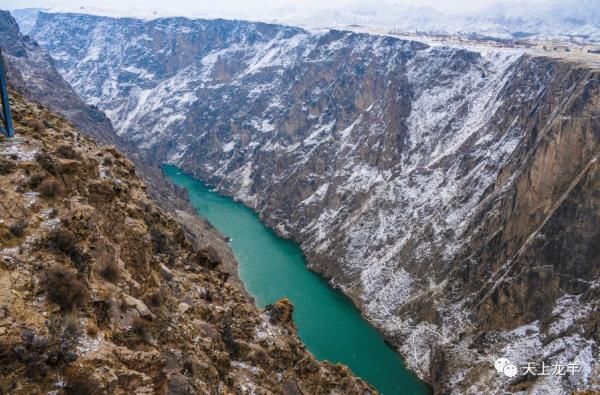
[0,48,14,138]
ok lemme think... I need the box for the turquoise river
[164,165,430,395]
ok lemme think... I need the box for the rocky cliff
[0,9,244,284]
[0,10,118,146]
[0,91,373,394]
[27,11,600,394]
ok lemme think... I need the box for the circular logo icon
[503,363,518,377]
[494,358,511,373]
[494,358,519,377]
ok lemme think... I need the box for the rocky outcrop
[27,11,600,393]
[0,91,373,394]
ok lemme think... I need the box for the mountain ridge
[12,0,600,43]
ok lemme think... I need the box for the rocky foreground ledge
[0,92,375,394]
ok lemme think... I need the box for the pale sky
[3,0,548,15]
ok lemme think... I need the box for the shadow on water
[163,164,431,395]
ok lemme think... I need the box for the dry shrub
[167,374,194,395]
[8,219,27,238]
[35,152,56,174]
[143,288,166,308]
[222,320,239,357]
[0,158,16,175]
[85,321,98,338]
[64,373,101,395]
[132,317,154,344]
[91,299,114,329]
[11,109,22,122]
[28,172,46,189]
[38,179,61,198]
[9,319,80,380]
[98,259,120,283]
[55,145,81,160]
[29,119,46,134]
[43,265,88,312]
[150,226,173,255]
[47,229,89,273]
[61,314,80,335]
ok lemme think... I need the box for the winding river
[164,165,430,395]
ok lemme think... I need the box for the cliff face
[28,12,600,393]
[0,91,374,394]
[0,10,118,146]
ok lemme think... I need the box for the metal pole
[0,47,14,138]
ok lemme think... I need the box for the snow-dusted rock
[29,12,600,393]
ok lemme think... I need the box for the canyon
[5,9,600,393]
[0,90,374,394]
[0,10,374,394]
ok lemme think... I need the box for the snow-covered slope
[457,0,600,41]
[12,0,600,43]
[10,8,44,35]
[30,12,600,394]
[291,0,600,41]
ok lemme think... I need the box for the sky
[3,0,549,15]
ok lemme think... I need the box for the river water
[164,165,430,395]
